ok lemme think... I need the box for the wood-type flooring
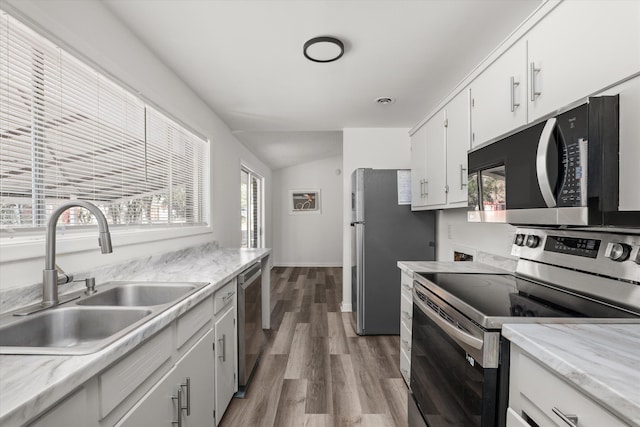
[219,267,409,427]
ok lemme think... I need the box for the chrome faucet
[42,200,112,307]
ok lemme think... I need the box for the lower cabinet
[117,329,215,427]
[28,388,89,427]
[214,306,236,425]
[399,270,413,387]
[508,343,628,427]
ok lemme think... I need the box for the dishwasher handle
[239,263,262,289]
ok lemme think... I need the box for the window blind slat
[1,9,207,230]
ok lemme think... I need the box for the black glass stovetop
[415,272,637,327]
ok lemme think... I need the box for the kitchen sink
[0,281,208,355]
[0,307,152,355]
[77,283,201,307]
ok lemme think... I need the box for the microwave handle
[536,118,558,208]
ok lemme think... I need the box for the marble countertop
[397,260,510,275]
[0,244,270,427]
[503,323,640,426]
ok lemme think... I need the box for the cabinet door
[527,0,640,122]
[410,126,428,209]
[179,329,215,427]
[116,368,179,427]
[445,90,471,205]
[117,330,215,427]
[214,306,236,425]
[424,112,447,206]
[470,38,527,148]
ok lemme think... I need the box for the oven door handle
[416,297,483,350]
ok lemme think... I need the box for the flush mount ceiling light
[303,36,344,63]
[375,97,396,105]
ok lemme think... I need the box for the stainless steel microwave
[467,95,639,226]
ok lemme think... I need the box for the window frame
[0,8,212,260]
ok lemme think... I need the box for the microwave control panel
[557,137,588,207]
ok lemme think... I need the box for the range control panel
[512,228,640,283]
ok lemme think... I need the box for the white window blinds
[0,10,208,231]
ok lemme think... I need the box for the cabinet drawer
[517,354,627,427]
[100,327,172,418]
[400,347,411,386]
[401,293,413,327]
[214,279,236,315]
[177,297,213,349]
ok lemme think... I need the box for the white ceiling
[103,0,541,170]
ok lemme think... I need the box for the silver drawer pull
[218,334,226,362]
[401,339,411,352]
[222,291,235,303]
[172,387,183,427]
[552,407,578,427]
[402,284,412,291]
[180,377,191,416]
[402,310,412,321]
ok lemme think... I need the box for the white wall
[0,0,272,292]
[272,155,343,266]
[341,128,412,310]
[436,208,516,261]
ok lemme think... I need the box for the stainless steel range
[408,227,640,427]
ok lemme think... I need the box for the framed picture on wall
[289,189,321,214]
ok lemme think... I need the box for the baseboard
[340,302,352,312]
[273,262,342,267]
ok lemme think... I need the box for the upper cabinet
[411,90,470,210]
[412,0,640,208]
[470,38,527,148]
[527,0,640,122]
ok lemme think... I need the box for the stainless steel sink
[0,281,208,355]
[0,307,152,355]
[77,283,200,307]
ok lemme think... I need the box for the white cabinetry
[410,126,429,208]
[411,90,470,210]
[527,0,640,123]
[27,389,88,427]
[508,344,628,427]
[470,38,527,148]
[213,279,237,425]
[117,329,215,427]
[399,270,413,386]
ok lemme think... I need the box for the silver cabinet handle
[552,407,578,427]
[424,180,429,196]
[401,339,411,352]
[180,378,191,416]
[510,76,520,112]
[459,164,467,190]
[401,368,409,378]
[530,62,541,101]
[172,387,183,427]
[222,291,235,303]
[218,334,226,362]
[402,284,412,291]
[402,310,412,321]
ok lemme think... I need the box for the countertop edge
[0,248,270,427]
[503,324,640,427]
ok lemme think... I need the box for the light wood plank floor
[220,267,409,427]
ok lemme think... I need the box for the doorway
[241,166,264,248]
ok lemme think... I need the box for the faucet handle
[84,277,97,295]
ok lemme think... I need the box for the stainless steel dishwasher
[235,262,265,397]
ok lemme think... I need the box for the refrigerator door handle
[350,221,365,226]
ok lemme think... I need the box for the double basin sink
[0,281,208,355]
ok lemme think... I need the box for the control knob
[514,234,526,246]
[525,235,540,248]
[606,243,631,262]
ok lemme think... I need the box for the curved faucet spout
[42,200,113,307]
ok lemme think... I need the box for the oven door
[410,285,499,427]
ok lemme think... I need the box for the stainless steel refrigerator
[350,168,435,335]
